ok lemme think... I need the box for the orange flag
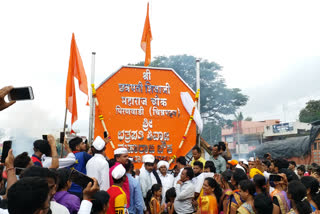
[66,33,89,133]
[141,3,153,66]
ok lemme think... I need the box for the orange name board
[94,66,196,168]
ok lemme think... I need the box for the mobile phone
[42,135,48,141]
[69,169,94,189]
[8,87,34,101]
[104,131,108,138]
[1,141,12,163]
[60,132,65,144]
[269,174,282,182]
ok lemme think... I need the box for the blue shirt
[127,173,144,214]
[69,151,92,193]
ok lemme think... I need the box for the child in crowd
[148,184,165,214]
[165,187,176,214]
[254,193,273,214]
[90,191,110,214]
[53,168,80,214]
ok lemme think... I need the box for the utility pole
[196,59,201,147]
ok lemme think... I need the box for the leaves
[299,100,320,123]
[132,55,248,144]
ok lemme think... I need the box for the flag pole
[196,59,201,147]
[88,52,96,145]
[62,108,67,158]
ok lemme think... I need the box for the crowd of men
[2,87,320,214]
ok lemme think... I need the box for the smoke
[0,103,60,155]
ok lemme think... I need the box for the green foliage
[299,100,320,123]
[132,55,248,144]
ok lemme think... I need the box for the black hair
[8,177,49,214]
[91,191,110,214]
[273,158,289,170]
[289,161,296,167]
[279,168,299,182]
[69,137,82,151]
[300,176,320,210]
[204,161,216,173]
[263,153,270,159]
[56,168,71,191]
[239,179,256,196]
[165,187,176,203]
[145,162,154,167]
[33,139,51,156]
[20,166,58,184]
[221,171,235,190]
[176,156,186,166]
[112,174,126,184]
[114,154,121,160]
[218,142,226,151]
[154,159,159,164]
[253,174,267,194]
[288,180,312,214]
[124,159,133,173]
[205,177,222,203]
[262,160,271,168]
[108,158,117,168]
[232,168,248,186]
[146,184,162,205]
[254,193,273,214]
[14,152,31,175]
[193,161,203,169]
[192,146,201,154]
[297,165,306,173]
[184,167,194,180]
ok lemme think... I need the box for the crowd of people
[2,87,320,214]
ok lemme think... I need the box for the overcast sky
[1,0,320,148]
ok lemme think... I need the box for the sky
[1,0,320,153]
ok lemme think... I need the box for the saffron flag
[141,3,153,66]
[66,33,89,133]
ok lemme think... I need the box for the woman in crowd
[300,176,320,212]
[253,174,268,195]
[287,180,312,214]
[253,193,273,214]
[270,173,291,214]
[196,177,221,214]
[237,179,255,214]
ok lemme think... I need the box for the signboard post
[94,66,197,168]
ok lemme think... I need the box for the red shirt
[109,162,130,207]
[106,185,127,214]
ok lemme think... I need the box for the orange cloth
[66,33,89,133]
[141,3,153,66]
[199,195,218,214]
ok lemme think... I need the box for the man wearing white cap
[106,164,128,214]
[109,147,130,208]
[139,154,155,199]
[86,136,110,191]
[157,160,174,204]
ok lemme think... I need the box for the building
[221,120,280,158]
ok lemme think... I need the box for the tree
[234,112,244,121]
[132,55,248,126]
[132,55,248,145]
[299,100,320,123]
[244,117,253,121]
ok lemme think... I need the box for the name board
[94,66,196,168]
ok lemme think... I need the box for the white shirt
[174,180,195,214]
[159,172,174,204]
[42,153,76,168]
[194,172,215,193]
[139,169,152,198]
[78,200,93,214]
[86,153,110,191]
[173,168,184,187]
[50,201,70,214]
